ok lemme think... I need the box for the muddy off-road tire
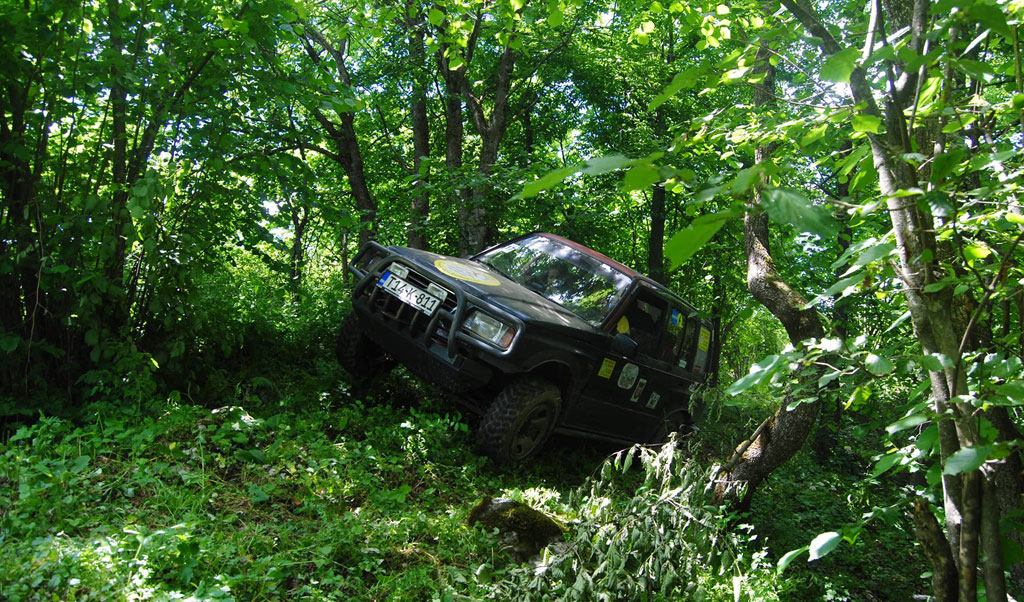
[654,411,693,445]
[478,377,561,463]
[336,313,390,383]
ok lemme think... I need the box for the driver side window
[616,289,666,357]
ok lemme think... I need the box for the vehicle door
[568,282,670,441]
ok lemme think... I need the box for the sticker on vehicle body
[434,259,500,285]
[618,363,639,389]
[698,327,711,352]
[598,358,616,379]
[669,309,682,333]
[646,392,661,409]
[630,378,648,402]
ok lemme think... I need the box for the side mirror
[611,332,639,358]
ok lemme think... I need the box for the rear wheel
[654,410,693,445]
[478,377,561,463]
[336,312,390,384]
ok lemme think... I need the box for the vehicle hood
[388,246,600,333]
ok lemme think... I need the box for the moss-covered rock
[466,496,566,558]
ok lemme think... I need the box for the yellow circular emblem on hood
[434,259,500,286]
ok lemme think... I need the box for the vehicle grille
[366,262,457,344]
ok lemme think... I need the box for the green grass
[0,367,925,601]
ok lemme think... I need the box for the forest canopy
[2,0,1024,600]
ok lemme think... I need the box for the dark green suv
[339,232,717,462]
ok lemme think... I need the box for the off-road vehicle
[339,232,717,462]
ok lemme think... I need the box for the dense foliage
[3,0,1024,600]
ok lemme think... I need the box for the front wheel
[477,377,561,463]
[336,312,390,383]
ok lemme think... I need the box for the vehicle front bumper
[348,242,524,394]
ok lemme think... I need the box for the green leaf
[886,413,928,435]
[729,165,765,194]
[622,164,661,191]
[851,114,881,133]
[727,354,781,395]
[919,354,950,372]
[930,149,967,184]
[916,424,939,453]
[762,188,839,237]
[994,381,1024,404]
[944,445,992,475]
[826,273,864,296]
[845,386,871,410]
[664,212,740,268]
[865,353,893,375]
[808,532,841,561]
[547,8,564,27]
[963,243,991,263]
[872,453,902,477]
[648,70,697,112]
[777,546,808,573]
[966,4,1010,37]
[884,311,911,333]
[248,484,270,503]
[820,48,860,83]
[517,165,579,199]
[581,154,633,175]
[818,370,841,388]
[427,8,445,25]
[918,191,953,217]
[853,242,895,266]
[800,123,828,148]
[0,334,19,353]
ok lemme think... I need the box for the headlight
[464,311,516,349]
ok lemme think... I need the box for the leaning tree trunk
[713,41,825,508]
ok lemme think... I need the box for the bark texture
[714,41,824,507]
[778,1,1018,598]
[407,6,430,250]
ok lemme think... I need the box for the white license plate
[377,271,442,315]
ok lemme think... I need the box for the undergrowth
[0,368,924,601]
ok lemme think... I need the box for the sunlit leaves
[664,211,741,268]
[965,3,1010,37]
[886,413,929,435]
[820,47,859,83]
[761,188,839,238]
[648,69,700,112]
[808,532,841,561]
[944,446,993,475]
[851,114,881,133]
[726,353,784,395]
[865,353,893,375]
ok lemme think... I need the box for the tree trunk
[913,498,959,602]
[714,41,824,507]
[648,184,666,284]
[778,1,1014,597]
[300,27,377,247]
[813,171,852,463]
[456,21,516,254]
[407,9,430,250]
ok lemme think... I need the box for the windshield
[477,235,632,326]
